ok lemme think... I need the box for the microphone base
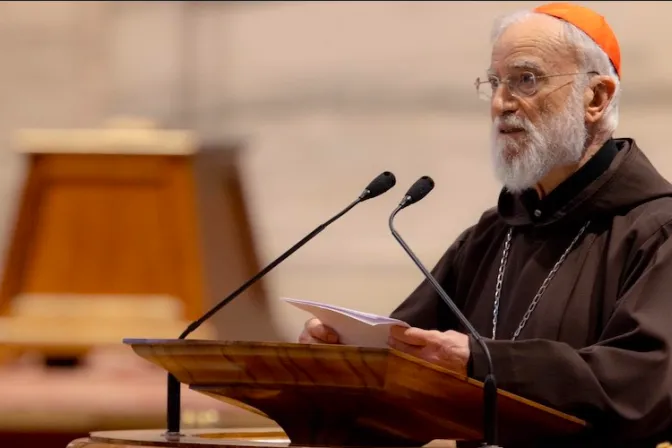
[162,431,184,442]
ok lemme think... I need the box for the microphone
[164,171,397,439]
[388,176,499,448]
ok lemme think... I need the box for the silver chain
[491,221,590,341]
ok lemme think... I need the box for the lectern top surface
[14,127,198,155]
[122,338,386,351]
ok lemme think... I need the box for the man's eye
[519,72,536,86]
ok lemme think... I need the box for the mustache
[494,115,532,131]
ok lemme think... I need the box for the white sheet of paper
[283,297,409,348]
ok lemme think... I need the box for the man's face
[488,15,588,193]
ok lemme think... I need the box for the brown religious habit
[391,138,672,447]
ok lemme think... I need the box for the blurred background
[0,1,669,447]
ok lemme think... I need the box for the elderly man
[300,2,672,447]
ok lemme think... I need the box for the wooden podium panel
[123,339,587,447]
[0,121,282,361]
[2,153,208,317]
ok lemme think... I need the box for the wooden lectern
[66,339,588,448]
[0,119,281,365]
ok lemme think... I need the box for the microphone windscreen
[361,171,396,200]
[404,176,435,205]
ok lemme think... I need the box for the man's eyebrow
[510,60,543,72]
[486,60,543,77]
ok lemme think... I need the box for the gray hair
[491,10,621,138]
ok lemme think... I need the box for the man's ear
[585,75,617,124]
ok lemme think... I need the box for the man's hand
[388,326,470,375]
[298,318,341,344]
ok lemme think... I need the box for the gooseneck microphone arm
[178,199,360,340]
[388,176,499,448]
[165,171,397,438]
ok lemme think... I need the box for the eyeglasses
[474,71,599,101]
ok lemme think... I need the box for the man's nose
[491,87,518,117]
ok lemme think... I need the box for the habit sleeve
[470,228,672,439]
[390,228,472,332]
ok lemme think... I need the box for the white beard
[490,86,588,193]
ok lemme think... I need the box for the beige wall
[1,1,671,341]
